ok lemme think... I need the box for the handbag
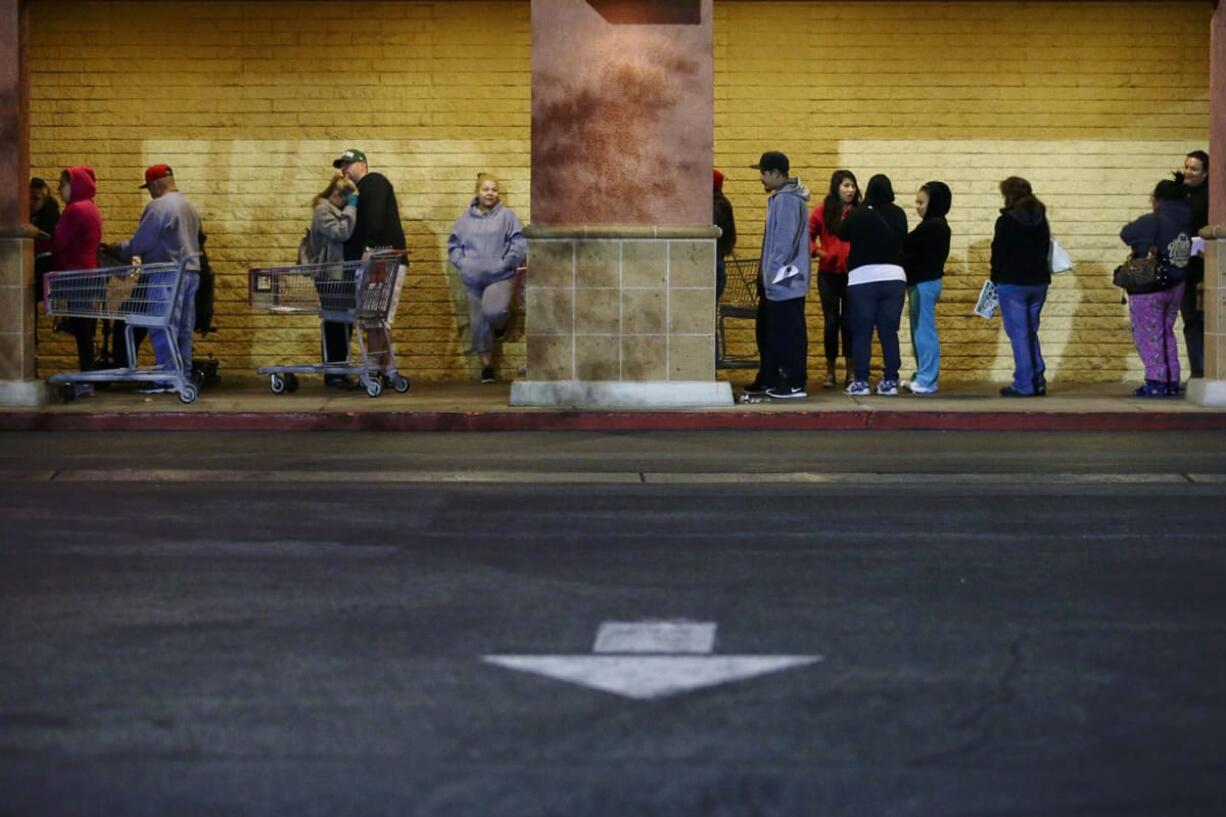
[1112,217,1171,295]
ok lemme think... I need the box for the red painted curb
[2,410,1226,432]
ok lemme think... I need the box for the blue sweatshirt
[759,179,811,302]
[447,199,527,292]
[113,190,202,273]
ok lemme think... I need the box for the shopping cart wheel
[364,377,383,398]
[269,373,286,395]
[284,373,299,393]
[179,384,199,405]
[391,374,410,394]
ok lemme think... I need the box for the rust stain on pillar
[531,0,712,226]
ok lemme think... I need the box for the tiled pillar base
[514,226,732,408]
[1187,239,1226,407]
[0,236,46,407]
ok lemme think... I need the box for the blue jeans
[151,270,199,374]
[848,280,906,383]
[997,283,1047,394]
[907,279,942,389]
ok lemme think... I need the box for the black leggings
[817,271,852,361]
[69,317,95,371]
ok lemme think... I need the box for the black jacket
[344,172,406,261]
[837,204,908,270]
[837,174,908,271]
[990,203,1051,286]
[1184,181,1209,234]
[713,190,736,258]
[902,182,952,285]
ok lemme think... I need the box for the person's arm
[358,177,392,248]
[989,217,1005,279]
[835,208,857,243]
[502,211,527,270]
[808,206,823,257]
[111,205,163,261]
[447,218,467,271]
[1119,213,1156,253]
[315,204,357,242]
[764,197,804,274]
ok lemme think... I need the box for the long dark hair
[823,170,860,234]
[999,176,1045,216]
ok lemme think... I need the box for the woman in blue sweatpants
[901,181,952,394]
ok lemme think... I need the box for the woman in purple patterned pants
[1119,179,1194,397]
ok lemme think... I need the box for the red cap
[139,163,173,189]
[713,169,724,192]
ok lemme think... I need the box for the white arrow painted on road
[484,621,822,700]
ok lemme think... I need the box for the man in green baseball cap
[332,148,367,169]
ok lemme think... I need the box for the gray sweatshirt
[759,179,811,302]
[447,199,527,291]
[113,190,202,273]
[308,200,357,265]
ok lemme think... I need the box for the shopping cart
[248,251,410,398]
[43,256,200,403]
[716,256,761,370]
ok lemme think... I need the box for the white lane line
[46,469,642,484]
[5,470,1216,485]
[593,621,716,654]
[643,472,1193,485]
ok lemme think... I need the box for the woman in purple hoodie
[447,173,527,384]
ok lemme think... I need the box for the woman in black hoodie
[836,174,909,396]
[902,181,952,394]
[990,176,1051,397]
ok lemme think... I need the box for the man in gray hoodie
[110,164,202,387]
[747,151,811,399]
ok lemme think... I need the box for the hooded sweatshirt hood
[51,165,102,272]
[1003,195,1046,228]
[922,181,952,220]
[864,175,895,206]
[774,177,811,202]
[65,165,97,204]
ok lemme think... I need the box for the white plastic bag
[1049,239,1073,274]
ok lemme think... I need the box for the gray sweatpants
[467,278,514,355]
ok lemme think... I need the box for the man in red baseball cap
[109,163,202,391]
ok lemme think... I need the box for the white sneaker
[906,381,938,395]
[876,380,899,396]
[845,380,870,397]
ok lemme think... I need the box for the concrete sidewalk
[2,378,1225,431]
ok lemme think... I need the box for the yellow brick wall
[29,0,532,381]
[29,1,1211,385]
[714,1,1211,384]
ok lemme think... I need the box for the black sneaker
[743,381,770,396]
[481,366,496,384]
[493,327,508,343]
[766,385,807,400]
[324,375,358,390]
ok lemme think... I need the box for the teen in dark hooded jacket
[902,181,952,394]
[836,173,908,396]
[1119,179,1192,396]
[990,176,1051,397]
[51,165,102,396]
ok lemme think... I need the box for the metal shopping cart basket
[716,256,761,370]
[248,251,410,398]
[43,256,200,404]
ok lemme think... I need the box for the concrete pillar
[0,0,44,406]
[511,0,731,407]
[1188,0,1226,406]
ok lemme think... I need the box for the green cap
[333,148,367,168]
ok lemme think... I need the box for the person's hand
[813,247,826,260]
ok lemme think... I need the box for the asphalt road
[2,431,1225,817]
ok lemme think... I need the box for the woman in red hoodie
[51,165,103,396]
[808,170,860,387]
